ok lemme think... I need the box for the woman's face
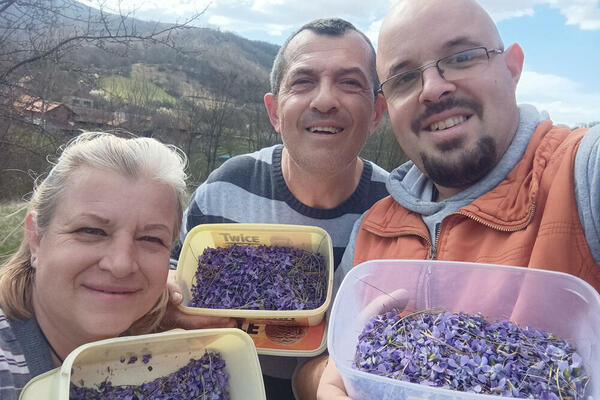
[28,166,177,343]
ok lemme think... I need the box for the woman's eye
[140,236,165,245]
[76,227,105,236]
[292,80,309,85]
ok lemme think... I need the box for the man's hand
[294,353,329,400]
[160,270,237,331]
[359,288,409,324]
[316,358,351,400]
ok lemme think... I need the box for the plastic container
[329,259,600,400]
[176,223,334,327]
[20,328,265,400]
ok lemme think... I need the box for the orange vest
[354,121,600,293]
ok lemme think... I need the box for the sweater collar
[9,316,55,378]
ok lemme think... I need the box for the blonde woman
[0,132,189,398]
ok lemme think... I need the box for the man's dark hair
[270,18,379,97]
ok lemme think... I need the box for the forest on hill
[0,0,407,200]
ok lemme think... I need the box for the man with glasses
[170,18,387,400]
[318,0,600,397]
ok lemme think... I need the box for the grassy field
[0,201,26,261]
[100,75,177,105]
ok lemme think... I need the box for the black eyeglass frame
[378,46,504,96]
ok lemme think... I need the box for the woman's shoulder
[0,308,32,399]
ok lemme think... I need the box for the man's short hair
[270,18,379,97]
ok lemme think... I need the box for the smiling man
[339,0,600,295]
[318,0,600,397]
[170,18,388,400]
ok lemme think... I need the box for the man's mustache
[411,98,483,134]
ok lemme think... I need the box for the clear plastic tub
[20,328,265,400]
[329,259,600,400]
[176,223,334,327]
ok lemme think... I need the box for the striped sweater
[171,144,390,271]
[0,308,53,399]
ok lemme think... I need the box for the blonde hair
[0,131,187,334]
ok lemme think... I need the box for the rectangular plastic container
[20,328,265,400]
[329,259,600,400]
[176,223,334,327]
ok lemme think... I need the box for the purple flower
[353,310,589,399]
[70,351,230,399]
[189,244,327,311]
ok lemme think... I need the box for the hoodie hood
[386,104,548,218]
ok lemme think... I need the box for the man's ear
[503,43,524,86]
[25,213,41,263]
[368,92,388,136]
[264,93,281,134]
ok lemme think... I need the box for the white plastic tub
[329,260,600,400]
[20,328,265,400]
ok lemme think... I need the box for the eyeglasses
[379,47,503,101]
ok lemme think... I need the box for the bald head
[376,0,524,198]
[378,0,504,81]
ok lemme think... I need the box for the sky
[80,0,600,127]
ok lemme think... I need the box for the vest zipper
[454,202,537,232]
[430,223,441,259]
[429,202,536,259]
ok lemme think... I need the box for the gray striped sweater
[171,144,390,271]
[0,309,53,399]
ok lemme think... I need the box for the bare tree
[0,0,205,82]
[0,0,206,199]
[361,116,408,172]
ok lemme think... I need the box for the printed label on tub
[237,318,326,352]
[211,231,314,251]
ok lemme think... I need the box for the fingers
[166,270,183,305]
[294,354,329,400]
[359,288,409,324]
[160,297,237,331]
[316,358,351,400]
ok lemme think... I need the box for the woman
[0,131,188,399]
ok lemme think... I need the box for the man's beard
[421,135,497,189]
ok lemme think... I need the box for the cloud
[557,0,600,30]
[480,0,600,30]
[78,0,600,39]
[517,70,600,126]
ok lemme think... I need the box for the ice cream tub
[20,328,265,399]
[175,223,334,327]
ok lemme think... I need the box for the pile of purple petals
[70,351,229,399]
[354,310,589,399]
[189,244,327,310]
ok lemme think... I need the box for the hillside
[0,0,407,200]
[1,0,279,103]
[0,0,283,197]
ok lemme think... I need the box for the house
[13,95,77,130]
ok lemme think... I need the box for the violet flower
[70,351,230,399]
[353,310,589,399]
[189,244,327,311]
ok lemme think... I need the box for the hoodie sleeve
[574,124,600,267]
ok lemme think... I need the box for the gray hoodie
[336,105,600,289]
